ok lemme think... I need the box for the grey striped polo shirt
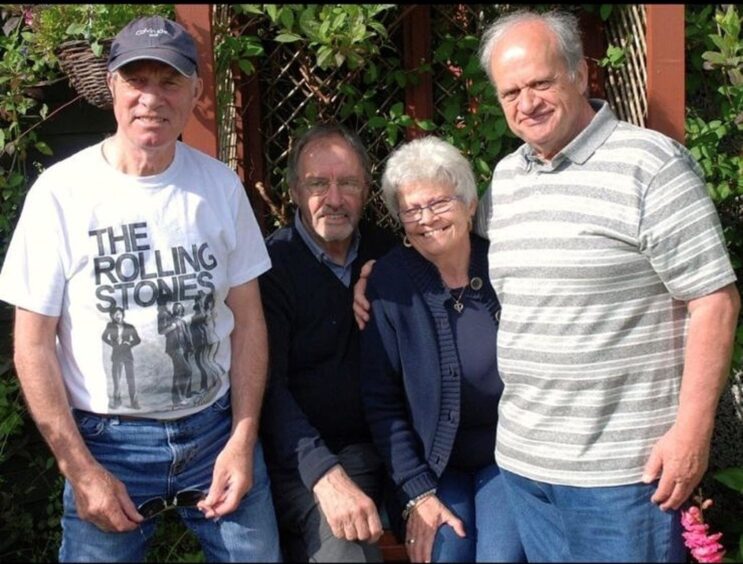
[476,99,736,486]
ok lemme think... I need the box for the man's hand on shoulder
[353,260,375,330]
[312,464,383,543]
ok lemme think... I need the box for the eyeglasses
[300,177,365,195]
[398,196,464,224]
[137,489,206,520]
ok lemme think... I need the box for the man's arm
[14,308,142,531]
[199,279,268,519]
[643,283,741,510]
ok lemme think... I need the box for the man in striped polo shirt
[475,9,740,562]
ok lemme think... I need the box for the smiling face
[489,20,594,160]
[397,180,475,263]
[290,134,368,260]
[107,60,202,163]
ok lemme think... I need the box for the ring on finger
[406,538,416,545]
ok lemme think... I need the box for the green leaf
[274,33,302,44]
[368,116,387,129]
[238,59,255,75]
[34,141,53,156]
[385,124,398,147]
[389,102,404,119]
[279,7,295,30]
[265,5,278,23]
[0,129,5,150]
[90,41,103,58]
[599,4,613,21]
[237,5,264,16]
[316,45,333,69]
[416,119,437,132]
[702,51,727,65]
[65,23,87,37]
[242,43,264,58]
[714,467,743,493]
[333,11,347,30]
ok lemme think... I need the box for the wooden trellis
[176,4,686,233]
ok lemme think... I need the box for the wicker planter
[55,39,113,109]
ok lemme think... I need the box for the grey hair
[478,9,584,85]
[286,123,371,188]
[381,136,477,219]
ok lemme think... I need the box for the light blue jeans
[59,391,281,562]
[501,468,686,562]
[432,464,525,562]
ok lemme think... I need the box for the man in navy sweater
[259,124,397,562]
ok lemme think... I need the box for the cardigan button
[494,309,501,322]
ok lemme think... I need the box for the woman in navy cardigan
[360,137,524,563]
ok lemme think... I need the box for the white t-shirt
[0,141,271,419]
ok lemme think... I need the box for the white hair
[381,136,477,218]
[478,9,584,86]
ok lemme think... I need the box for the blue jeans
[432,464,525,562]
[59,391,281,562]
[501,469,686,562]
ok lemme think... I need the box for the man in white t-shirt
[0,15,280,562]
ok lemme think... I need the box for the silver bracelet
[402,489,436,521]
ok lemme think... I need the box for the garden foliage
[0,4,741,562]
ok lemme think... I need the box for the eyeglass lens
[303,178,363,194]
[400,197,458,223]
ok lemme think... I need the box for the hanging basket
[55,39,113,109]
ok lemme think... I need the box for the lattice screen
[215,5,650,231]
[252,7,410,231]
[603,5,647,127]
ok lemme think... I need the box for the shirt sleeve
[227,179,271,287]
[638,149,737,301]
[0,179,67,316]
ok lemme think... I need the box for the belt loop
[110,415,121,426]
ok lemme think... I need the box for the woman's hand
[404,494,466,563]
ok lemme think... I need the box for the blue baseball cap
[107,16,199,76]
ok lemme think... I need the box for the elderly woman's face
[397,180,475,261]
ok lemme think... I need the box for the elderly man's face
[489,20,591,160]
[107,60,202,152]
[291,135,368,250]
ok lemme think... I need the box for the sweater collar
[402,234,490,303]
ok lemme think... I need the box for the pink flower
[681,501,726,563]
[22,7,34,27]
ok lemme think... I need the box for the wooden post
[238,67,269,233]
[403,5,433,140]
[645,5,685,143]
[578,10,606,99]
[175,4,219,158]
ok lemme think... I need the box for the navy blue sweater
[360,234,500,507]
[259,220,396,490]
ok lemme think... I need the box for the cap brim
[108,47,197,76]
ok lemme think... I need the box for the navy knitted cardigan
[360,233,500,507]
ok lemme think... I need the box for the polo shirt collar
[519,98,618,170]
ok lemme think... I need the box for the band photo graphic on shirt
[94,221,225,412]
